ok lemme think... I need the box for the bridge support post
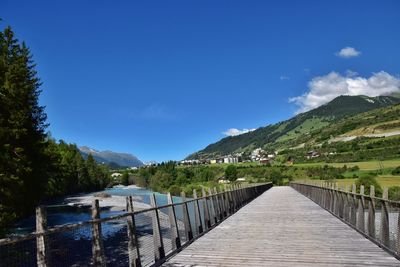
[126,197,141,267]
[397,207,400,253]
[213,187,223,221]
[208,188,218,224]
[181,192,193,241]
[91,199,106,267]
[150,194,165,262]
[36,206,50,267]
[357,185,365,233]
[381,187,390,247]
[368,186,376,239]
[343,186,350,221]
[350,184,357,226]
[337,186,342,218]
[167,193,181,250]
[193,189,203,235]
[202,188,211,230]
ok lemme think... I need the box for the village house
[307,151,321,159]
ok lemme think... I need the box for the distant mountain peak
[79,146,143,167]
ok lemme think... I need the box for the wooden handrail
[0,182,273,267]
[290,182,400,259]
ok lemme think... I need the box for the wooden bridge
[2,183,400,266]
[164,186,400,266]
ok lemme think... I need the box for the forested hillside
[187,95,400,159]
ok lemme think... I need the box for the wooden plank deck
[163,186,400,266]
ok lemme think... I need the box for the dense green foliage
[392,166,400,175]
[0,26,110,236]
[355,175,383,196]
[225,165,238,182]
[0,26,50,235]
[132,162,224,196]
[130,162,361,196]
[188,95,400,160]
[389,186,400,201]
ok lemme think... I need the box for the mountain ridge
[187,95,400,159]
[79,146,143,167]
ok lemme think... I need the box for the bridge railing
[291,182,400,258]
[0,183,272,267]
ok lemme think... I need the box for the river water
[11,185,183,236]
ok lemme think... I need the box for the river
[11,185,184,236]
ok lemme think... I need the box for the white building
[223,156,238,164]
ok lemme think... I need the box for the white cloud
[280,75,290,80]
[223,128,256,136]
[289,71,400,114]
[345,70,358,77]
[336,47,361,58]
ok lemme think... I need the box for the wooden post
[201,188,211,230]
[368,186,376,238]
[222,186,230,216]
[334,183,340,216]
[91,200,106,267]
[231,185,237,210]
[126,197,141,267]
[357,185,365,233]
[214,187,223,220]
[193,189,203,235]
[150,194,165,261]
[208,188,218,225]
[224,185,232,214]
[329,185,335,212]
[337,187,343,218]
[381,187,390,247]
[167,193,181,250]
[226,185,233,213]
[36,206,50,267]
[350,184,357,226]
[397,208,400,254]
[343,185,350,221]
[217,187,225,218]
[180,192,193,241]
[324,186,329,210]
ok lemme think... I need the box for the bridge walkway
[163,186,399,266]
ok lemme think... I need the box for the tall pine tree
[0,26,50,233]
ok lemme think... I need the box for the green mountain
[187,95,400,159]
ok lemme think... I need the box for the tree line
[0,25,110,236]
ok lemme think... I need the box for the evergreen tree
[225,165,238,182]
[0,26,50,233]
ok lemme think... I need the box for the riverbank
[65,185,151,211]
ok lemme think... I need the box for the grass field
[294,159,400,170]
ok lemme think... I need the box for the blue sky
[1,0,400,162]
